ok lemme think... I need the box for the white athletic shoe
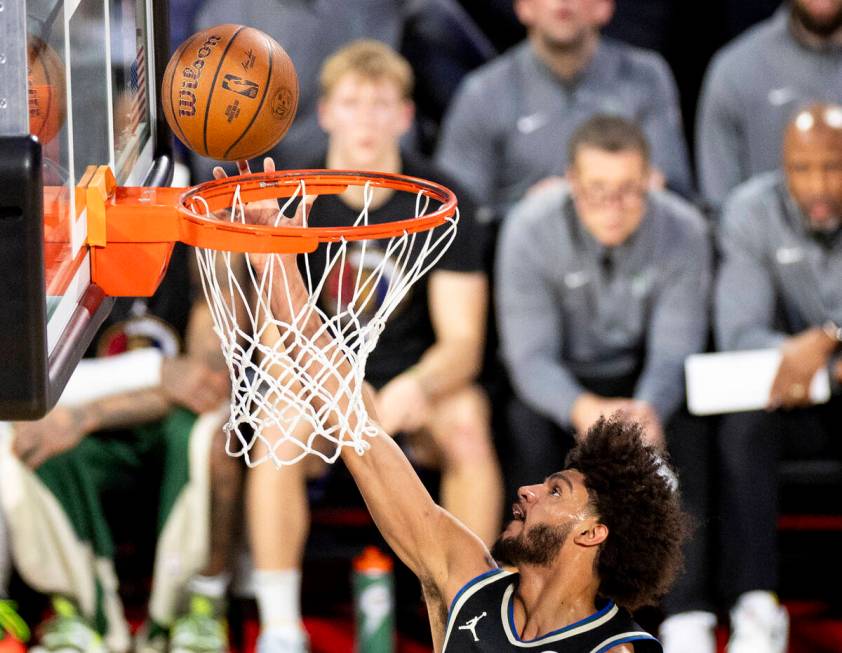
[727,591,789,653]
[255,626,310,653]
[659,611,717,653]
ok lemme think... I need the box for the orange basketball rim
[68,165,458,297]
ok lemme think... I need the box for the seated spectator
[496,115,715,652]
[0,247,243,653]
[436,0,692,222]
[240,41,502,653]
[714,102,842,653]
[696,0,842,212]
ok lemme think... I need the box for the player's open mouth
[512,503,525,521]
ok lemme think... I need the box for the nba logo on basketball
[222,74,259,98]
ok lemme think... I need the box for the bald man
[696,0,842,211]
[714,103,842,653]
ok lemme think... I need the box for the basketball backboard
[0,0,172,418]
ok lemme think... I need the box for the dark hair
[567,114,651,166]
[564,417,689,610]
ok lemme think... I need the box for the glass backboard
[0,0,172,418]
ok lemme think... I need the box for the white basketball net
[192,179,458,467]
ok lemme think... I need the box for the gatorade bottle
[352,546,395,653]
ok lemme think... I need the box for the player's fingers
[263,157,276,173]
[289,195,317,227]
[236,160,251,175]
[212,166,227,180]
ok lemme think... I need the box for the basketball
[27,36,66,145]
[161,24,299,161]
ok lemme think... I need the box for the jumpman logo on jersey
[458,612,487,642]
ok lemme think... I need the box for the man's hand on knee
[375,371,432,434]
[12,406,93,469]
[161,357,229,414]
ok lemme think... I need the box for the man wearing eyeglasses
[496,115,716,652]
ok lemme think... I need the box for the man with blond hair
[236,40,503,653]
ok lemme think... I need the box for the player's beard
[491,521,574,568]
[792,1,842,37]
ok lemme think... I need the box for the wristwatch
[823,321,842,347]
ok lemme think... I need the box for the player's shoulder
[453,42,528,100]
[720,171,784,231]
[505,182,568,228]
[650,190,707,233]
[646,191,711,265]
[707,10,784,79]
[605,37,672,81]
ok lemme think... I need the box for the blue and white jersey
[442,569,661,652]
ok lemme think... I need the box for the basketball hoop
[83,167,459,466]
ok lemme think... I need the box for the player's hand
[768,327,836,410]
[374,372,432,435]
[12,406,92,469]
[161,356,229,414]
[214,159,316,290]
[213,159,284,229]
[570,393,634,440]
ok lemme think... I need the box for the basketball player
[0,246,244,653]
[223,40,502,653]
[229,169,689,651]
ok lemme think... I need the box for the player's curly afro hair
[564,417,689,611]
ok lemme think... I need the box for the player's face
[515,0,613,50]
[793,0,842,37]
[784,126,842,231]
[493,470,595,566]
[568,146,649,247]
[318,73,414,166]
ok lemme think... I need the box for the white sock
[186,572,231,599]
[253,569,302,630]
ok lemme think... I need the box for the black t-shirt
[303,151,485,385]
[86,243,194,359]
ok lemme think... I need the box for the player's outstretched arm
[344,388,496,591]
[237,162,495,600]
